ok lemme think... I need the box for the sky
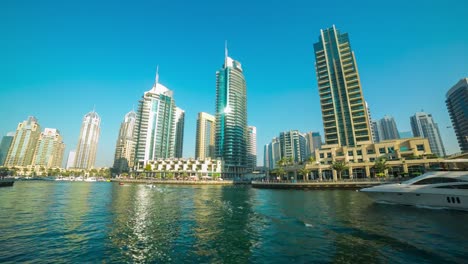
[1,0,467,167]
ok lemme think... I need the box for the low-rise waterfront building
[134,158,223,179]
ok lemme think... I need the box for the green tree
[0,167,8,177]
[166,172,174,180]
[331,161,348,181]
[297,167,311,181]
[274,167,286,180]
[374,157,389,177]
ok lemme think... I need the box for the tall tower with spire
[215,43,249,178]
[74,110,101,169]
[134,67,183,169]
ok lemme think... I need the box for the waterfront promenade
[111,178,234,185]
[251,179,390,190]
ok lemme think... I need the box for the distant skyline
[1,0,467,167]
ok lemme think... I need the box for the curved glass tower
[215,47,248,178]
[74,111,101,169]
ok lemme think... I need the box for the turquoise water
[0,181,467,263]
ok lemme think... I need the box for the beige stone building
[278,138,443,180]
[135,158,223,179]
[195,112,215,159]
[4,116,41,167]
[32,128,65,168]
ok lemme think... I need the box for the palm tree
[331,161,348,181]
[297,167,310,181]
[374,157,389,177]
[275,167,286,180]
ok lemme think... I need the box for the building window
[367,149,375,154]
[416,145,425,151]
[370,157,375,162]
[348,151,353,156]
[356,150,362,155]
[327,153,332,158]
[358,159,363,162]
[379,148,386,154]
[320,153,324,158]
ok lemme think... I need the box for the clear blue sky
[1,0,467,167]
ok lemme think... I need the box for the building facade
[373,115,400,142]
[5,116,41,167]
[446,78,468,153]
[113,111,137,173]
[410,112,446,157]
[215,48,248,178]
[305,131,322,158]
[66,150,76,169]
[0,132,15,166]
[299,138,440,180]
[174,107,185,158]
[313,25,372,147]
[279,130,307,163]
[74,111,101,169]
[247,126,257,171]
[134,70,179,169]
[264,137,281,170]
[32,128,65,168]
[195,112,216,159]
[137,158,223,179]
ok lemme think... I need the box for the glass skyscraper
[215,47,248,178]
[314,25,372,147]
[373,115,400,142]
[134,70,180,169]
[410,112,446,157]
[174,107,185,158]
[74,110,101,169]
[446,78,468,153]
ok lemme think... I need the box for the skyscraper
[304,131,322,158]
[74,110,101,169]
[373,115,400,142]
[32,128,65,168]
[264,137,281,170]
[279,130,307,163]
[215,46,248,178]
[174,107,185,158]
[113,110,137,173]
[66,150,76,169]
[410,112,446,157]
[195,112,216,159]
[446,78,468,153]
[0,132,14,166]
[134,69,178,169]
[247,126,257,171]
[314,25,372,147]
[5,116,41,167]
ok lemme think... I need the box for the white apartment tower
[74,110,101,169]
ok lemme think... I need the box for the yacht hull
[362,189,468,211]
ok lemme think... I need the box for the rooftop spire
[155,65,159,85]
[225,40,228,65]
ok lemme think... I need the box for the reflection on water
[1,182,467,263]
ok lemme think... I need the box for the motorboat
[0,178,14,187]
[84,177,97,182]
[360,159,468,211]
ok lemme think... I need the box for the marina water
[1,182,467,263]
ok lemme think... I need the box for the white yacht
[84,177,97,182]
[361,160,468,211]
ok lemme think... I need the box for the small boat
[84,177,97,182]
[119,182,124,186]
[361,159,468,211]
[0,178,14,187]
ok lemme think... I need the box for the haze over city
[1,0,467,167]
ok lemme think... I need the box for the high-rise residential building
[446,78,468,153]
[410,112,446,157]
[134,69,178,169]
[174,107,185,158]
[74,110,101,169]
[195,112,216,159]
[113,111,137,173]
[32,128,65,168]
[304,131,322,158]
[215,46,248,178]
[314,25,372,147]
[264,137,281,170]
[366,101,376,142]
[247,126,257,171]
[373,115,400,142]
[5,116,41,167]
[66,150,76,169]
[279,130,307,163]
[0,132,15,166]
